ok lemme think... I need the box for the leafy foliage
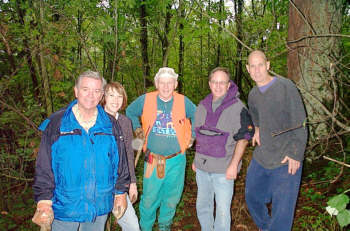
[0,0,349,230]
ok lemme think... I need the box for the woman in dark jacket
[101,82,140,231]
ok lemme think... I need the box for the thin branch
[287,34,350,44]
[323,156,350,168]
[0,97,41,136]
[298,85,350,132]
[79,33,97,71]
[0,173,33,182]
[271,124,304,137]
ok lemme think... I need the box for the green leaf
[336,209,350,228]
[327,194,349,212]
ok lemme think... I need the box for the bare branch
[0,173,33,182]
[287,34,350,44]
[299,86,350,132]
[323,156,350,168]
[0,97,41,136]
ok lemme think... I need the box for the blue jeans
[245,158,302,231]
[51,214,108,231]
[196,168,234,231]
[118,194,140,231]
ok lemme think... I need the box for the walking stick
[133,138,144,167]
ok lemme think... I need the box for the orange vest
[141,91,192,153]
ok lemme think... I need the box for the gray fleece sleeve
[282,81,308,161]
[248,90,259,127]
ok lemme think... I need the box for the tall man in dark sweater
[245,50,308,231]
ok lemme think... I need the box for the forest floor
[0,148,349,230]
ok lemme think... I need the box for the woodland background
[0,0,350,230]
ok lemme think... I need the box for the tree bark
[15,0,40,100]
[234,0,244,94]
[287,0,342,140]
[160,3,172,67]
[39,0,53,116]
[111,0,118,81]
[77,10,82,68]
[215,0,224,67]
[178,0,185,93]
[207,0,211,76]
[139,0,152,90]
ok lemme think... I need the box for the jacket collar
[60,100,112,133]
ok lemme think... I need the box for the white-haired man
[126,67,196,231]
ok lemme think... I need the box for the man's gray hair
[209,67,231,81]
[75,71,106,89]
[154,67,178,81]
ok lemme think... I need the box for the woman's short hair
[100,82,128,110]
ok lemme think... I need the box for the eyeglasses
[210,80,229,86]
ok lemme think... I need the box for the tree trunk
[200,5,204,88]
[287,0,342,140]
[178,0,185,93]
[160,3,172,67]
[234,0,244,94]
[215,0,224,67]
[139,0,152,90]
[77,10,82,68]
[207,0,211,76]
[39,0,53,116]
[15,0,40,100]
[111,0,118,81]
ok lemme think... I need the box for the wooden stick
[134,145,143,167]
[323,156,350,168]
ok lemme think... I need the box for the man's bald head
[247,50,268,65]
[246,50,272,86]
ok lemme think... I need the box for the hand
[129,183,138,204]
[252,127,260,146]
[191,162,196,172]
[226,163,238,180]
[32,200,54,228]
[187,137,195,148]
[281,156,300,175]
[112,193,127,221]
[134,127,144,140]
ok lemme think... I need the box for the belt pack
[144,151,181,179]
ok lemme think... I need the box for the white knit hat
[154,67,178,81]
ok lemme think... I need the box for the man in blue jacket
[32,71,130,231]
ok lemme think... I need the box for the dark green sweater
[248,77,308,169]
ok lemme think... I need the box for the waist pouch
[144,151,181,179]
[195,125,229,158]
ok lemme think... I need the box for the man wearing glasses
[193,67,254,231]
